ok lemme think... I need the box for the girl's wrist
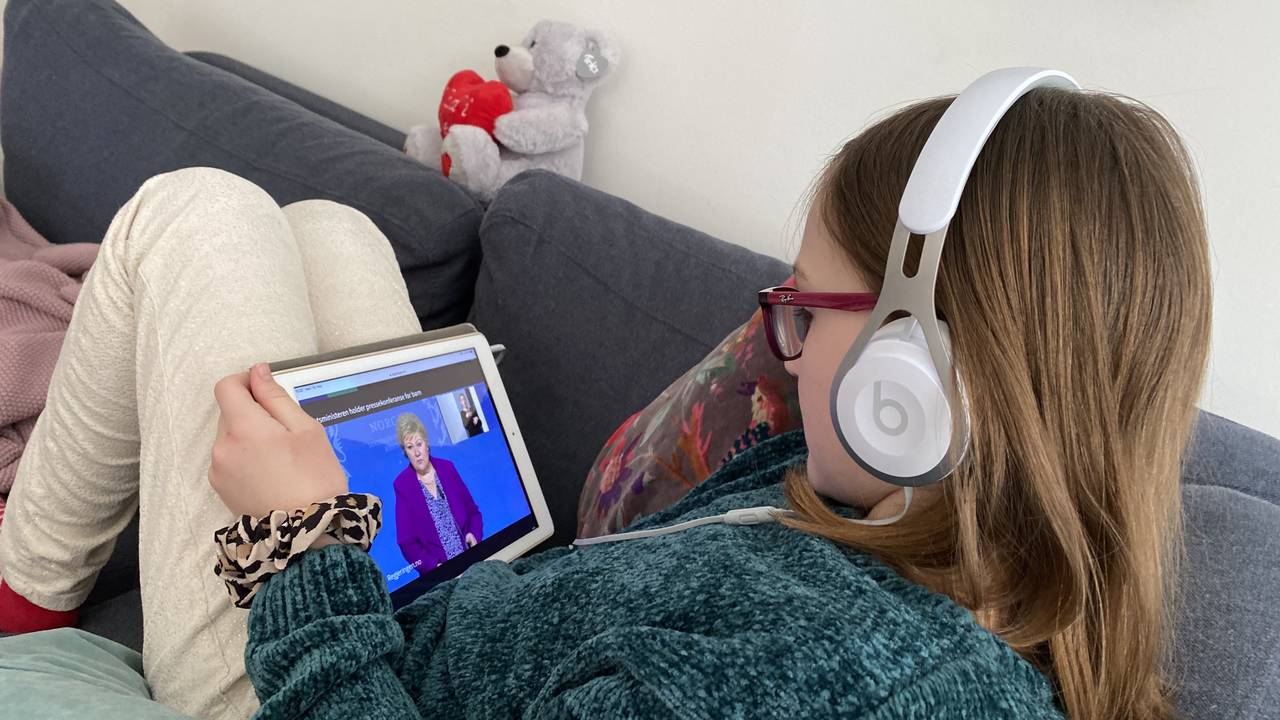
[309,535,340,550]
[213,493,383,608]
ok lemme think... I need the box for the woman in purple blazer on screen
[392,412,483,573]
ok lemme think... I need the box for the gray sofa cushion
[469,170,791,549]
[75,588,144,654]
[1173,484,1280,718]
[1175,410,1280,716]
[1183,411,1280,505]
[1,0,482,329]
[186,51,408,152]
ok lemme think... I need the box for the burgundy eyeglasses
[758,285,879,361]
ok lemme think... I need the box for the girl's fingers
[247,363,315,432]
[213,372,277,431]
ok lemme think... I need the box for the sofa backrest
[1,0,482,329]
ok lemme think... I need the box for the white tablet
[269,324,553,608]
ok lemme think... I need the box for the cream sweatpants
[0,167,421,718]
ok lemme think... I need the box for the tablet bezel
[270,328,555,575]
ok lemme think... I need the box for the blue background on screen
[323,383,532,592]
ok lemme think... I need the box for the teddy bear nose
[494,45,509,58]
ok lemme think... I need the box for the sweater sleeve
[244,543,426,720]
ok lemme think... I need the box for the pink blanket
[0,198,99,524]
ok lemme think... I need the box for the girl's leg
[279,198,421,351]
[0,167,320,719]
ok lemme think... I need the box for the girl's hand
[465,532,478,548]
[209,363,349,518]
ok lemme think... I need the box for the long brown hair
[781,89,1212,719]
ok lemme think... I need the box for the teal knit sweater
[244,432,1063,718]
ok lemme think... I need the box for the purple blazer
[392,457,483,573]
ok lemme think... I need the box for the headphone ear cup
[832,317,963,485]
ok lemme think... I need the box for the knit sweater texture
[245,431,1063,718]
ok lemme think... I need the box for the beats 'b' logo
[872,381,908,436]
[853,377,924,457]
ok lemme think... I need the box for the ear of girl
[782,200,942,521]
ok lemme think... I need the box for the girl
[0,77,1208,719]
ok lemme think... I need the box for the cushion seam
[185,51,406,149]
[1183,479,1279,509]
[404,208,485,322]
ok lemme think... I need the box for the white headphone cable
[571,506,785,547]
[843,485,913,526]
[570,486,914,547]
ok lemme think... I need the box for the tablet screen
[293,348,537,606]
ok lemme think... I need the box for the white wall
[51,2,1280,437]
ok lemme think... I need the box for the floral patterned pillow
[576,310,803,537]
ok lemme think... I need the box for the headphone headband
[899,68,1080,235]
[832,67,1081,487]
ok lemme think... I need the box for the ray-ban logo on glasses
[778,294,794,303]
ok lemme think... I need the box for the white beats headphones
[832,66,1079,488]
[573,67,1082,547]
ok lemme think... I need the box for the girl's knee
[113,168,290,268]
[281,199,391,257]
[282,198,375,233]
[138,167,276,214]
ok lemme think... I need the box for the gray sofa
[2,0,1278,717]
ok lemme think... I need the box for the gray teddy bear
[404,20,620,202]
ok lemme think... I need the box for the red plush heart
[437,70,514,176]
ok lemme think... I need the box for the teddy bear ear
[579,29,620,79]
[520,25,538,48]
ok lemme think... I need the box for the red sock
[0,579,78,633]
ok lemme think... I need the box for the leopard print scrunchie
[213,493,383,608]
